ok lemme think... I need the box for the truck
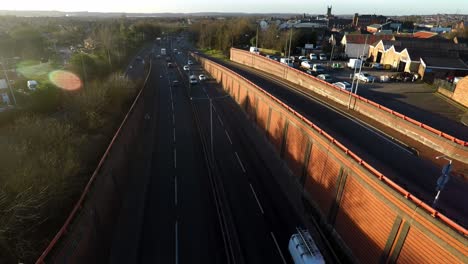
[347,58,362,69]
[161,48,166,55]
[289,228,325,264]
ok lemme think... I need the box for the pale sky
[1,0,467,15]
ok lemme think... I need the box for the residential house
[368,37,468,82]
[341,34,393,58]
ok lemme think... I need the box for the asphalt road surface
[195,53,468,228]
[109,37,321,264]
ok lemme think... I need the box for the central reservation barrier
[192,53,467,264]
[230,48,468,165]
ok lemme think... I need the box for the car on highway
[319,53,327,60]
[309,53,318,60]
[189,75,198,84]
[354,72,376,83]
[199,74,207,81]
[183,65,190,71]
[332,81,352,91]
[317,74,333,83]
[187,60,194,65]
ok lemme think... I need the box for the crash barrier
[192,53,467,263]
[36,59,153,263]
[230,48,468,164]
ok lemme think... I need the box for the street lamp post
[433,155,452,207]
[191,94,229,159]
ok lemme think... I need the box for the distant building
[326,5,332,18]
[352,13,387,28]
[341,34,393,58]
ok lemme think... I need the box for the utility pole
[1,57,17,106]
[288,26,293,61]
[347,34,369,109]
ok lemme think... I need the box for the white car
[309,54,318,60]
[333,81,352,91]
[199,74,207,81]
[355,72,376,83]
[189,75,198,84]
[319,53,327,60]
[298,56,307,61]
[187,60,194,65]
[317,74,333,83]
[183,65,190,71]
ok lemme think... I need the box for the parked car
[312,64,325,74]
[332,81,352,91]
[187,60,194,65]
[199,74,207,81]
[298,56,308,61]
[309,54,318,60]
[371,63,383,70]
[183,65,190,71]
[354,72,376,83]
[390,72,416,82]
[317,74,333,83]
[301,60,313,69]
[319,53,327,60]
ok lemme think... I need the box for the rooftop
[344,34,393,44]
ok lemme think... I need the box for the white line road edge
[249,183,265,214]
[234,152,246,173]
[270,232,287,264]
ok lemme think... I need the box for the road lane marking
[225,130,233,144]
[173,114,176,125]
[172,101,175,111]
[173,127,176,143]
[249,183,264,214]
[174,149,177,169]
[175,176,178,206]
[270,232,287,264]
[217,115,224,126]
[175,221,179,264]
[234,152,246,173]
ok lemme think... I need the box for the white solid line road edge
[270,232,287,264]
[225,130,233,145]
[249,183,265,214]
[234,152,246,173]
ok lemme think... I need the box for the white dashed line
[234,152,246,173]
[217,115,224,126]
[270,232,287,264]
[173,114,176,125]
[174,176,178,205]
[225,130,233,145]
[173,127,176,143]
[175,221,179,264]
[174,149,177,168]
[249,183,264,214]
